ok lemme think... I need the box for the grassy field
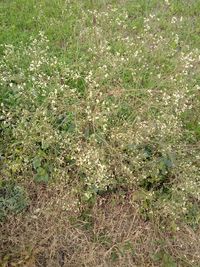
[0,0,200,266]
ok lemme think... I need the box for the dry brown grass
[1,182,200,267]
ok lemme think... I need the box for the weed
[0,0,200,266]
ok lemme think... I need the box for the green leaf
[33,157,42,170]
[34,167,49,183]
[162,253,177,267]
[0,181,28,220]
[41,140,49,150]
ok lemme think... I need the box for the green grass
[0,0,200,266]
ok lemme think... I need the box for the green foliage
[55,111,76,133]
[153,250,177,267]
[182,109,200,141]
[32,152,52,183]
[0,180,28,221]
[185,203,200,229]
[139,151,173,192]
[0,2,200,265]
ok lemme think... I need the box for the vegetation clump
[0,0,200,266]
